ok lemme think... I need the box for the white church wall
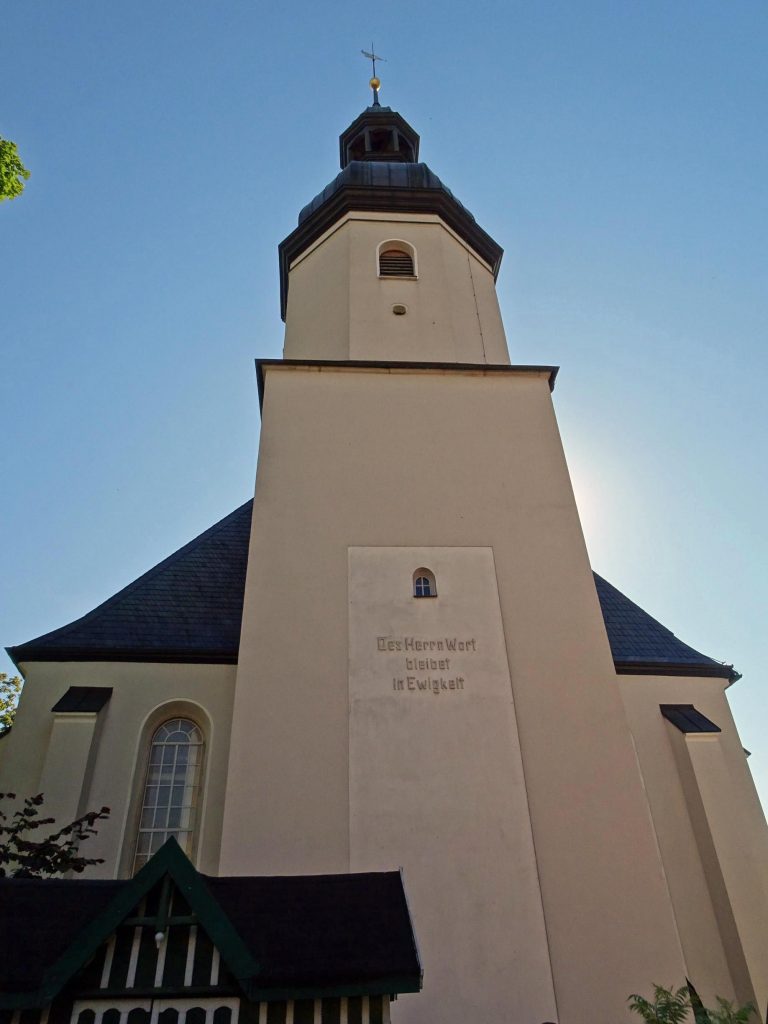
[224,361,687,1023]
[283,221,351,362]
[620,673,768,1013]
[38,708,102,827]
[0,661,236,877]
[284,213,508,365]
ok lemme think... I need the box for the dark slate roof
[660,704,722,734]
[209,871,419,991]
[8,502,252,665]
[0,877,125,994]
[0,839,420,1005]
[8,500,735,681]
[593,573,736,681]
[51,686,113,713]
[298,160,474,225]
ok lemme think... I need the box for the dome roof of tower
[298,161,474,225]
[280,160,503,321]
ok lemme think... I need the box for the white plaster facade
[283,213,509,364]
[0,661,235,876]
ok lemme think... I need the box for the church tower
[220,87,709,1023]
[277,98,507,365]
[5,81,768,1024]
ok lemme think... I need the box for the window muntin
[413,568,437,598]
[133,718,204,873]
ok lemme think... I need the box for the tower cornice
[255,359,558,410]
[278,171,503,321]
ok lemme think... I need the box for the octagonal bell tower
[279,99,508,364]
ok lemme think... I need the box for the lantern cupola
[339,105,420,167]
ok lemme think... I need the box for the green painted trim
[0,839,258,1010]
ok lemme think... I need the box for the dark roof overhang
[614,660,740,685]
[7,645,239,670]
[51,686,113,713]
[278,164,503,321]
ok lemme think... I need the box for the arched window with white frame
[377,239,417,278]
[132,718,204,873]
[413,567,437,598]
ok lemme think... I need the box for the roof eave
[614,659,740,685]
[278,184,503,320]
[7,645,239,669]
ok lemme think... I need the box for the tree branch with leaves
[0,672,23,731]
[0,792,110,878]
[0,137,31,201]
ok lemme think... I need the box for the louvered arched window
[378,241,416,278]
[133,718,205,873]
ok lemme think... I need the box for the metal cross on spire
[361,45,386,105]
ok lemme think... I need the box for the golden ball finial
[369,76,380,91]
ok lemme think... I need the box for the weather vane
[361,45,385,105]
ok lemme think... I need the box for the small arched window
[378,241,416,278]
[413,568,437,598]
[133,718,204,873]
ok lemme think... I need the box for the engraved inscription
[377,636,478,652]
[376,636,478,695]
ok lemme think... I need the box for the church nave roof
[7,500,736,683]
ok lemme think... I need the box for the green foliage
[628,984,755,1024]
[705,997,755,1024]
[0,792,110,878]
[0,673,22,731]
[0,137,31,201]
[628,985,691,1024]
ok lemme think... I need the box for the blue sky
[2,1,767,799]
